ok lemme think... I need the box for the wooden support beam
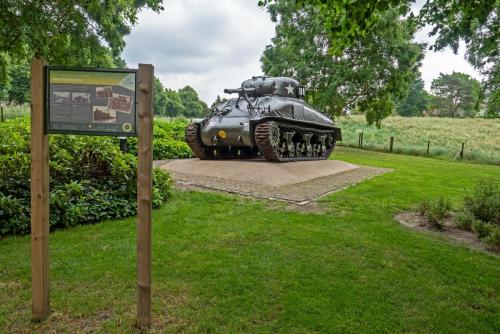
[31,58,50,321]
[136,64,154,328]
[389,136,394,152]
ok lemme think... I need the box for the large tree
[430,72,481,117]
[153,78,207,118]
[0,0,164,84]
[395,76,428,117]
[178,86,209,118]
[261,0,423,126]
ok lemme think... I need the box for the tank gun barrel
[224,88,256,95]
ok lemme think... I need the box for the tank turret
[185,76,342,162]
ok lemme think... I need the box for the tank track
[254,121,336,162]
[185,123,213,159]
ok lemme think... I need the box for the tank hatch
[240,76,306,99]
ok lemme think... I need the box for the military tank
[185,76,342,162]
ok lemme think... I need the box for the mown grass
[337,115,500,165]
[1,148,499,333]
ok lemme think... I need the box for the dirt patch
[395,212,498,256]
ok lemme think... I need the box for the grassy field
[337,115,500,165]
[1,148,499,333]
[0,105,29,120]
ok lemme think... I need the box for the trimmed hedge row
[0,117,174,236]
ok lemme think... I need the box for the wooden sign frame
[45,66,138,136]
[30,59,154,328]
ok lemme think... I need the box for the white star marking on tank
[285,84,294,95]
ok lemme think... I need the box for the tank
[185,76,342,162]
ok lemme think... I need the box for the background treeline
[394,72,493,118]
[153,77,209,118]
[0,60,209,118]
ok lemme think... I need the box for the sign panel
[46,67,137,136]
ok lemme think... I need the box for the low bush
[455,210,478,230]
[459,178,500,248]
[418,197,451,229]
[463,178,499,224]
[0,117,172,236]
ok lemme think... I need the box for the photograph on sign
[46,68,137,136]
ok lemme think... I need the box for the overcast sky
[123,0,481,103]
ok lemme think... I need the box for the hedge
[0,117,173,236]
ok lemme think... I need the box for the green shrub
[418,197,451,229]
[0,117,172,236]
[471,220,491,239]
[463,178,500,224]
[484,226,500,248]
[418,199,431,216]
[455,210,478,230]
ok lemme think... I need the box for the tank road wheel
[185,123,214,160]
[296,142,306,157]
[283,131,296,158]
[303,133,313,157]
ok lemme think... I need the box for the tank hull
[185,76,342,162]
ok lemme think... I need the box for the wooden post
[136,64,154,328]
[389,136,394,152]
[31,58,50,321]
[460,142,464,159]
[360,132,363,149]
[1,105,4,122]
[427,140,430,154]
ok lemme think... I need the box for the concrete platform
[155,159,391,204]
[159,159,359,187]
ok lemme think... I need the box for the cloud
[123,0,275,103]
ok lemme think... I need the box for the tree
[0,0,164,84]
[260,0,499,120]
[395,77,428,116]
[178,86,209,118]
[164,88,185,117]
[261,0,423,126]
[430,72,481,117]
[153,77,168,116]
[7,62,30,104]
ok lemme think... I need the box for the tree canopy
[395,76,428,117]
[430,72,481,117]
[261,0,423,126]
[0,0,164,84]
[260,0,499,120]
[153,78,208,118]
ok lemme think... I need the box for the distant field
[336,115,500,165]
[0,105,29,120]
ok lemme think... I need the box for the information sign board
[46,67,137,136]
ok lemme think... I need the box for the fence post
[31,58,50,321]
[389,136,394,152]
[136,63,154,328]
[427,140,430,154]
[1,105,3,122]
[358,132,364,149]
[460,142,464,159]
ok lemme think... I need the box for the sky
[123,0,481,103]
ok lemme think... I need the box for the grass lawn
[337,115,500,165]
[1,147,499,333]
